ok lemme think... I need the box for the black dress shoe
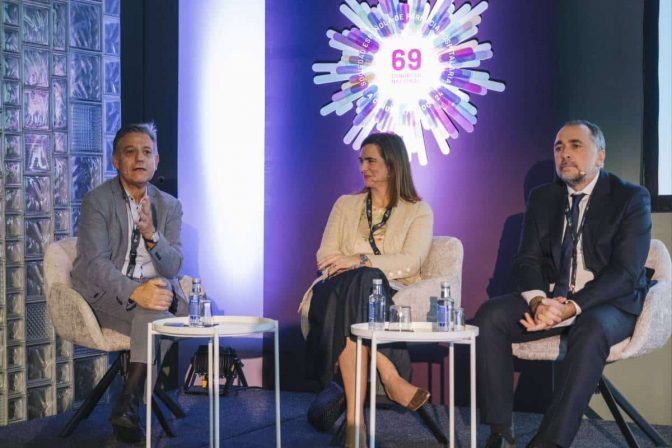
[308,381,346,432]
[111,362,146,443]
[484,432,516,448]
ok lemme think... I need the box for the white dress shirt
[120,189,157,280]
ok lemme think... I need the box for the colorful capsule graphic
[313,0,505,165]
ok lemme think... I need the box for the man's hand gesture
[137,196,155,241]
[130,278,173,311]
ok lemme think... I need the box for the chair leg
[59,353,123,438]
[598,377,641,448]
[155,358,186,418]
[601,376,670,447]
[152,397,176,438]
[154,387,185,418]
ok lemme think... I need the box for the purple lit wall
[264,0,556,390]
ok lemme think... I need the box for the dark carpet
[0,388,669,447]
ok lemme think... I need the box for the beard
[558,170,586,187]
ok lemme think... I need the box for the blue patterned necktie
[553,193,586,298]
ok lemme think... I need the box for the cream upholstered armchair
[299,236,464,334]
[43,237,191,437]
[512,239,672,447]
[390,236,464,317]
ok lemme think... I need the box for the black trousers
[472,294,636,448]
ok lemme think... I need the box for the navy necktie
[553,193,586,298]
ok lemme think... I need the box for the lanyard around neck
[366,190,392,255]
[564,193,591,294]
[120,179,142,279]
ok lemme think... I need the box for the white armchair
[512,239,671,446]
[43,237,192,437]
[392,236,464,318]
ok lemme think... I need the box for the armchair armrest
[393,277,462,323]
[610,279,672,361]
[48,283,130,352]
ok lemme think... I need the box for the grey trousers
[91,299,188,364]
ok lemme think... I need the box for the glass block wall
[0,0,120,424]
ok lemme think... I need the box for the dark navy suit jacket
[513,170,652,315]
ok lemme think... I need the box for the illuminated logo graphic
[313,0,505,165]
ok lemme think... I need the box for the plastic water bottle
[192,277,203,296]
[368,278,386,330]
[441,281,455,331]
[189,277,202,327]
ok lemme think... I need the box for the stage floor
[0,388,669,447]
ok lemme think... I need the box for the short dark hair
[112,122,158,156]
[360,133,421,207]
[563,119,606,150]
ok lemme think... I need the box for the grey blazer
[71,176,184,315]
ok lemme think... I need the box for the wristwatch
[359,254,369,267]
[145,232,159,244]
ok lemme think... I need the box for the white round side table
[146,316,281,448]
[350,322,479,448]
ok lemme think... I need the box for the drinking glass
[389,305,413,331]
[454,307,465,330]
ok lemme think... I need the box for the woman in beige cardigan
[301,133,434,446]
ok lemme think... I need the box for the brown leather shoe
[406,388,430,411]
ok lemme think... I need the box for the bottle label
[437,304,447,330]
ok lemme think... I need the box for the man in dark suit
[474,120,652,448]
[71,123,187,442]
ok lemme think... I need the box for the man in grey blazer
[71,122,187,442]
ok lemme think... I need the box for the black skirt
[305,267,411,388]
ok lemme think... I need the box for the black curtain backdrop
[121,0,179,197]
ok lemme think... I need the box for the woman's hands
[317,254,361,279]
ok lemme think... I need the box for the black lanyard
[125,227,141,278]
[563,194,591,294]
[366,190,392,255]
[120,179,142,279]
[120,180,142,310]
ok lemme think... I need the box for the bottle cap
[440,281,449,288]
[373,278,382,285]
